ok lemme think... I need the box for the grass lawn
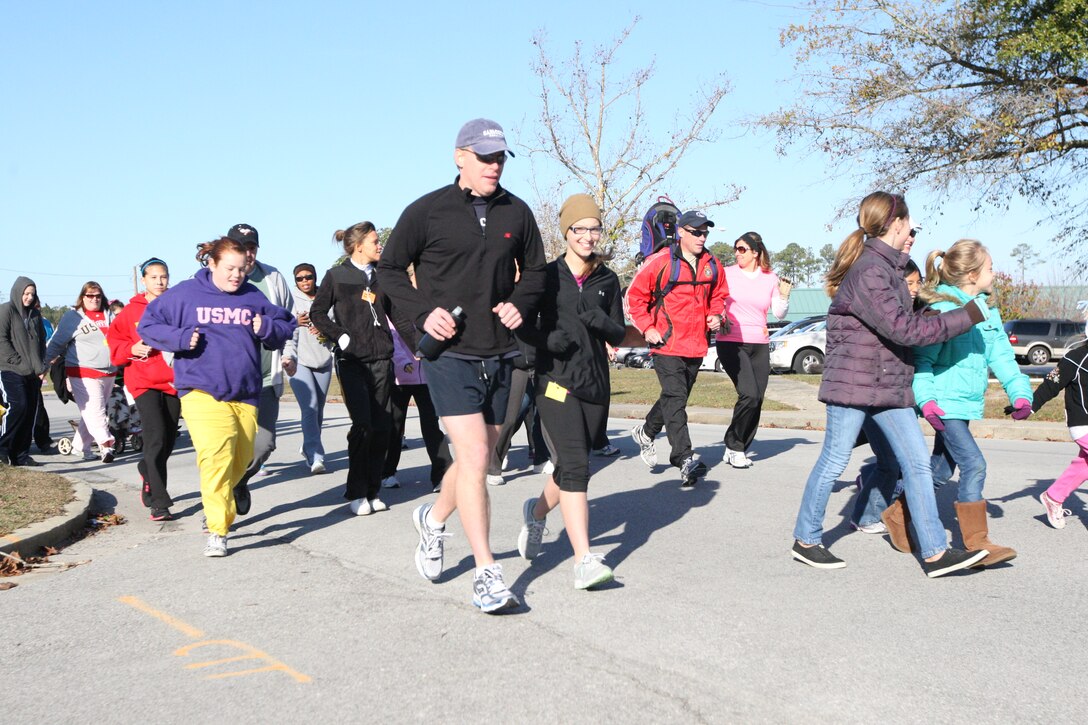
[0,467,74,537]
[609,368,797,410]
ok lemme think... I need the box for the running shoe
[679,454,707,488]
[472,563,519,613]
[791,541,846,569]
[1039,492,1071,530]
[310,460,326,475]
[140,477,151,508]
[349,498,372,516]
[369,498,389,513]
[631,424,657,468]
[233,481,252,515]
[726,449,752,469]
[381,475,400,488]
[851,520,888,535]
[486,474,505,486]
[413,503,449,581]
[592,444,621,457]
[574,553,614,590]
[150,508,173,522]
[532,461,555,475]
[203,534,228,558]
[100,449,115,464]
[517,498,547,560]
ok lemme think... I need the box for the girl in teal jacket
[912,239,1033,566]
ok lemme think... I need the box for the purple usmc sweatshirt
[138,268,296,406]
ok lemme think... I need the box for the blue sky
[0,1,1068,304]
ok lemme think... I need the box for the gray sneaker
[574,553,614,590]
[679,454,707,488]
[631,424,657,468]
[517,498,547,560]
[472,563,519,613]
[412,503,449,581]
[203,533,228,558]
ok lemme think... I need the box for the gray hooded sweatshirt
[0,276,48,376]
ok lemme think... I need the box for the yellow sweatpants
[180,390,257,537]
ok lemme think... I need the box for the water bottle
[418,306,465,360]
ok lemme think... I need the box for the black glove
[546,329,575,354]
[578,308,612,334]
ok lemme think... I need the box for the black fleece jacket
[378,180,547,358]
[519,256,626,405]
[0,275,46,376]
[1032,343,1088,428]
[309,262,417,364]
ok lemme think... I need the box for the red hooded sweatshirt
[107,293,176,399]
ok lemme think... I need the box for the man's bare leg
[431,412,500,567]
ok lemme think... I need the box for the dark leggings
[716,341,770,453]
[536,384,606,493]
[134,389,181,509]
[383,383,452,485]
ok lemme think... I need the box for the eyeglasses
[570,226,604,238]
[84,293,103,299]
[734,246,751,254]
[473,151,507,165]
[295,275,316,282]
[683,227,710,238]
[909,227,921,238]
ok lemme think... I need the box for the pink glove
[921,401,946,431]
[1011,398,1033,421]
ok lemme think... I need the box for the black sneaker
[679,454,707,489]
[922,548,988,578]
[233,481,251,515]
[140,477,152,508]
[791,541,846,569]
[14,456,42,467]
[149,508,173,521]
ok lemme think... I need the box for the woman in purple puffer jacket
[790,191,990,578]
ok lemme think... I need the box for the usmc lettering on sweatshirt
[195,307,255,325]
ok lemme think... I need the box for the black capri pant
[535,383,607,494]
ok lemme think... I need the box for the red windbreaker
[625,247,729,358]
[106,293,176,399]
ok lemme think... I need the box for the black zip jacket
[378,180,547,358]
[519,256,626,405]
[1032,343,1088,428]
[310,262,417,363]
[0,275,46,376]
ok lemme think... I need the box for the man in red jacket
[625,210,729,487]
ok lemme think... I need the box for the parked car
[770,315,825,340]
[1003,318,1084,365]
[769,316,827,374]
[701,344,721,372]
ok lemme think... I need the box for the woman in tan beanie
[515,193,627,589]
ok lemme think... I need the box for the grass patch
[0,468,74,537]
[609,368,796,410]
[985,382,1062,423]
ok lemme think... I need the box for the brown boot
[955,500,1016,566]
[881,497,914,553]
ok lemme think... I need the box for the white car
[769,316,827,374]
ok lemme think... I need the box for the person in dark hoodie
[514,193,626,590]
[310,221,418,516]
[0,276,48,466]
[107,258,180,521]
[138,238,295,558]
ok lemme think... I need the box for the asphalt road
[4,396,1087,723]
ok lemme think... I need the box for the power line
[0,266,130,278]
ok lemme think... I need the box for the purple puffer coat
[818,238,977,408]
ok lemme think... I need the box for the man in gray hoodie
[0,276,48,466]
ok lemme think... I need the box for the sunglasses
[683,227,710,238]
[84,293,103,299]
[473,151,507,165]
[734,246,751,254]
[295,275,316,282]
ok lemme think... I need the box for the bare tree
[760,0,1088,259]
[1009,242,1038,282]
[523,19,742,263]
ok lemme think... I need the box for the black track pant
[338,357,393,501]
[135,389,181,509]
[716,341,770,453]
[0,372,39,464]
[384,383,452,485]
[643,355,701,467]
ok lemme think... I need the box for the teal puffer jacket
[912,284,1032,420]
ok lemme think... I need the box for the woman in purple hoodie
[139,237,295,558]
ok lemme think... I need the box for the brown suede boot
[955,499,1017,566]
[881,497,914,553]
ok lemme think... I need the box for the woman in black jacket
[310,222,416,516]
[0,276,48,466]
[516,194,626,590]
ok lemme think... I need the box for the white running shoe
[472,563,519,613]
[203,534,228,558]
[349,498,373,516]
[532,460,555,475]
[486,474,505,486]
[369,498,389,513]
[851,520,888,535]
[310,460,326,475]
[574,553,614,590]
[727,449,753,468]
[413,503,449,581]
[517,498,547,559]
[631,425,657,468]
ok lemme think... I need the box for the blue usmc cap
[455,118,515,157]
[678,210,714,228]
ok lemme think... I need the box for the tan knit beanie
[559,193,603,234]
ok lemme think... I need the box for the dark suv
[1003,319,1084,364]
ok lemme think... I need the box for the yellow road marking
[118,596,310,683]
[118,595,206,638]
[1,534,21,543]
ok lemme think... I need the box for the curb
[1,476,94,556]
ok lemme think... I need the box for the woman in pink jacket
[716,232,791,468]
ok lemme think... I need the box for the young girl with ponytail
[791,192,990,578]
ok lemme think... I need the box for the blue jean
[288,362,332,466]
[794,405,948,559]
[851,419,901,527]
[931,419,986,503]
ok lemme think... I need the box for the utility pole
[133,266,139,296]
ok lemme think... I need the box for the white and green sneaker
[574,553,613,590]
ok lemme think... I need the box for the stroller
[56,377,143,456]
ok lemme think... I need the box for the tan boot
[880,497,914,553]
[955,500,1017,566]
